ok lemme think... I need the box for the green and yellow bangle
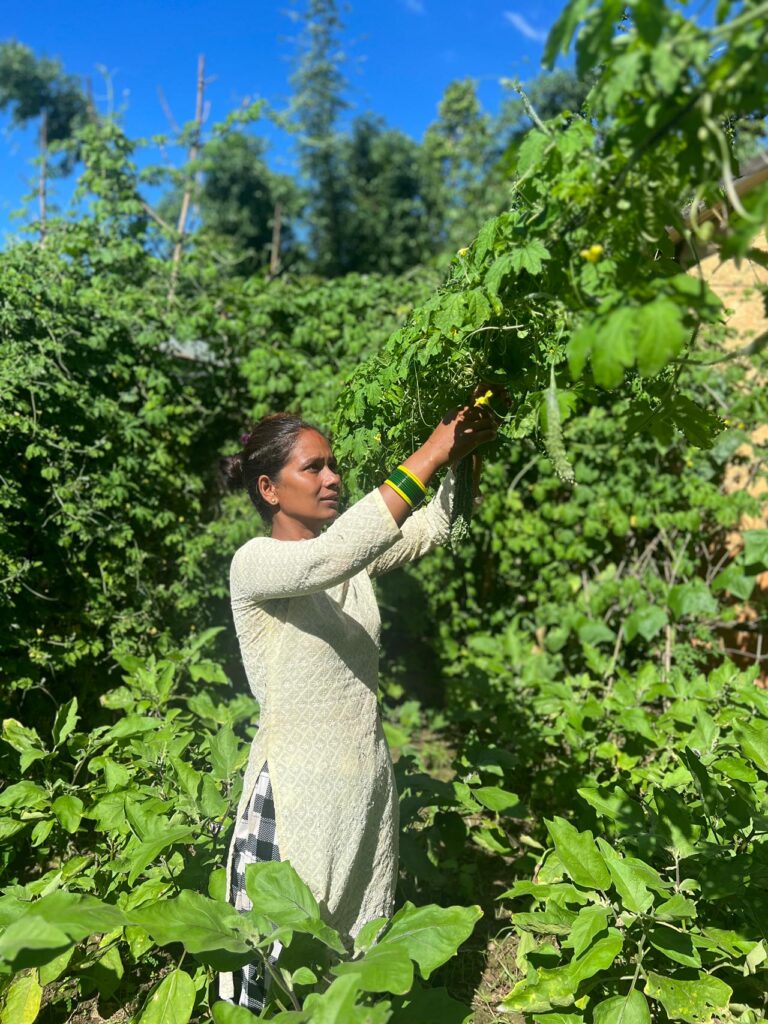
[383,464,428,508]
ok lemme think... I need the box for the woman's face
[262,429,342,529]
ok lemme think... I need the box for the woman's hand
[426,386,503,469]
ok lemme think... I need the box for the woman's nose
[323,466,341,488]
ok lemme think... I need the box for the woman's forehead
[292,429,333,459]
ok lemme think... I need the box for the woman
[218,398,497,1011]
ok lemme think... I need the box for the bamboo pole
[167,54,206,305]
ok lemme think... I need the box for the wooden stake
[168,54,206,305]
[38,108,48,246]
[269,201,283,278]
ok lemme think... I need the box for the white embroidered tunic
[219,470,456,998]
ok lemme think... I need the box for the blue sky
[0,0,565,243]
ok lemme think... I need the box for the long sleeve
[230,487,403,602]
[366,468,456,579]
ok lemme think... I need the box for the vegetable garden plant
[1,0,768,1020]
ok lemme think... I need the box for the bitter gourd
[545,363,575,485]
[449,455,474,548]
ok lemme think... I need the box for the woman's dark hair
[220,412,328,523]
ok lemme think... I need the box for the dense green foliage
[1,0,767,1020]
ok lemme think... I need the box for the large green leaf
[375,902,482,980]
[244,862,345,953]
[52,795,84,833]
[132,891,256,955]
[137,969,196,1024]
[126,826,197,885]
[393,986,474,1024]
[501,931,623,1013]
[592,990,651,1024]
[0,971,43,1024]
[743,530,768,569]
[735,720,768,773]
[0,892,126,968]
[667,581,717,620]
[545,817,610,890]
[634,299,687,377]
[562,905,609,958]
[624,606,668,643]
[645,971,732,1023]
[332,942,414,994]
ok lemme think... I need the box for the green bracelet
[384,466,426,508]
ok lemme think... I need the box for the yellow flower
[629,514,638,527]
[457,247,469,257]
[474,389,493,407]
[579,244,604,263]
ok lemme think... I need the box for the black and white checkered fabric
[229,760,282,1012]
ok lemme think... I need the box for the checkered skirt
[229,760,282,1012]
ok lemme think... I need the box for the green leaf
[634,299,687,377]
[463,289,492,330]
[485,255,515,296]
[208,726,241,781]
[501,931,623,1013]
[0,971,43,1024]
[577,786,645,831]
[653,789,701,857]
[591,308,637,389]
[711,564,755,601]
[656,893,697,921]
[0,782,49,811]
[1,720,47,773]
[473,786,527,816]
[137,969,196,1024]
[649,925,702,968]
[735,720,768,773]
[332,942,414,994]
[375,901,482,980]
[245,862,345,953]
[667,581,717,620]
[592,990,651,1024]
[511,240,551,276]
[52,698,79,747]
[596,841,657,914]
[127,826,196,885]
[562,905,609,958]
[743,530,768,569]
[211,1002,262,1024]
[545,817,610,890]
[624,606,668,643]
[52,795,84,833]
[0,892,126,968]
[645,971,732,1023]
[132,891,255,955]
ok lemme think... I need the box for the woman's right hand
[426,398,499,469]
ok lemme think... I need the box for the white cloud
[503,11,547,43]
[403,0,426,13]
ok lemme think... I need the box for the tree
[290,0,349,275]
[0,40,89,174]
[422,79,495,251]
[331,115,439,274]
[157,132,301,277]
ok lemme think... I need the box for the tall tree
[290,0,349,276]
[422,79,494,251]
[0,41,89,174]
[157,132,300,277]
[332,115,439,274]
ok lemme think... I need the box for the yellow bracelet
[383,478,414,507]
[396,464,427,494]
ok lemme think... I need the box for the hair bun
[219,452,244,491]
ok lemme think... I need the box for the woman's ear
[258,474,278,507]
